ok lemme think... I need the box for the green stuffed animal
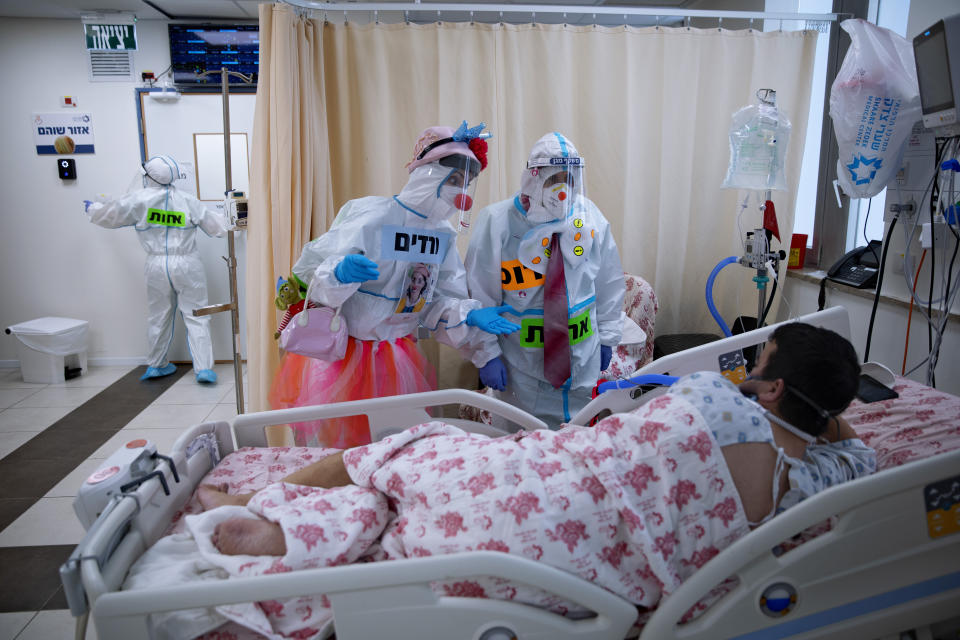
[274,275,307,339]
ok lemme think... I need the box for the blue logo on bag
[846,154,883,185]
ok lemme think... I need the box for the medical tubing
[902,250,926,375]
[596,374,680,395]
[706,257,739,337]
[760,267,778,325]
[863,216,897,363]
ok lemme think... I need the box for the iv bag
[829,19,921,199]
[722,90,791,191]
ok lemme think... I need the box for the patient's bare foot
[212,517,287,556]
[197,483,253,510]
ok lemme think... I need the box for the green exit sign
[84,23,138,51]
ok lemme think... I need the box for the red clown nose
[454,193,473,211]
[558,191,567,201]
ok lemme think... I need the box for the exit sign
[84,23,138,51]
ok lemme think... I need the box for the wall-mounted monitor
[168,24,258,86]
[914,13,960,135]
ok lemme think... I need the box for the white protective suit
[86,156,229,377]
[465,133,625,426]
[292,192,499,367]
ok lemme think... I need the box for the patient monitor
[914,12,960,136]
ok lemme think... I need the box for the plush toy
[274,275,307,339]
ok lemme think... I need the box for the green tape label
[147,208,186,228]
[519,309,593,348]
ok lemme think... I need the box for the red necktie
[543,233,571,389]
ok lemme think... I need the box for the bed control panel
[73,438,178,529]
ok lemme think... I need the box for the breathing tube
[706,256,739,337]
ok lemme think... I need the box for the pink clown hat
[405,122,488,173]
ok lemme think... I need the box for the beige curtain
[247,4,333,420]
[248,11,818,409]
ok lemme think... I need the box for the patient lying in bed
[183,323,874,636]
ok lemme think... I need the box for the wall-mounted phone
[827,239,883,288]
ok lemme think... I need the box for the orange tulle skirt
[268,335,436,448]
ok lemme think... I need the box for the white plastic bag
[830,19,921,199]
[722,90,792,191]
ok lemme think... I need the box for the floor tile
[0,458,80,501]
[0,373,47,390]
[152,382,235,405]
[44,458,105,498]
[0,612,34,640]
[124,403,216,429]
[204,403,240,423]
[0,497,85,547]
[92,427,193,458]
[0,431,35,459]
[0,545,74,612]
[0,406,73,433]
[12,386,105,409]
[13,609,96,640]
[59,366,133,388]
[0,388,43,410]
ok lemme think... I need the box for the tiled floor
[0,363,246,640]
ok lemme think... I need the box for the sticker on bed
[925,474,960,539]
[381,225,451,264]
[718,349,748,384]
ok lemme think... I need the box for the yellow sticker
[574,218,584,228]
[573,245,584,256]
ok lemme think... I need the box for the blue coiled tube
[596,374,679,395]
[706,256,738,338]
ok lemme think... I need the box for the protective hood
[519,132,586,224]
[142,155,181,187]
[396,160,478,224]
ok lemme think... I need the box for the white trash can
[6,317,89,384]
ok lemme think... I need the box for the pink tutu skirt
[269,335,436,448]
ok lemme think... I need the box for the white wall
[0,17,248,367]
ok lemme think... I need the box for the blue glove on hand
[83,200,93,213]
[478,356,508,391]
[600,344,613,373]
[466,305,520,335]
[334,254,380,284]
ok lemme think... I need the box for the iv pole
[193,67,253,414]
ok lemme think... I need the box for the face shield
[397,154,480,225]
[521,159,586,224]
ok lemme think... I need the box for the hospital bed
[62,307,960,640]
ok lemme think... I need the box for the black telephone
[827,240,883,288]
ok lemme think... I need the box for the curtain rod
[281,2,842,22]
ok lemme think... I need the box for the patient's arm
[282,451,354,488]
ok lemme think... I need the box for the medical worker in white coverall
[270,122,516,448]
[465,133,625,428]
[85,156,230,384]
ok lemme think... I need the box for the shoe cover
[140,363,177,380]
[196,369,217,384]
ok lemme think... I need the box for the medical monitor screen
[915,22,954,115]
[168,24,259,85]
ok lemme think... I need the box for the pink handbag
[278,282,348,361]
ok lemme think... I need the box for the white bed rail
[92,551,638,640]
[640,448,960,639]
[572,307,852,425]
[230,388,548,447]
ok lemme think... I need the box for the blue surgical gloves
[83,200,93,213]
[466,305,520,335]
[334,254,380,284]
[600,344,613,372]
[478,356,508,391]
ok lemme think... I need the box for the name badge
[381,225,451,264]
[147,208,186,228]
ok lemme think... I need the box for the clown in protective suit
[85,156,230,384]
[270,122,517,448]
[465,132,625,428]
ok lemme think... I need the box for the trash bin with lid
[5,317,89,383]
